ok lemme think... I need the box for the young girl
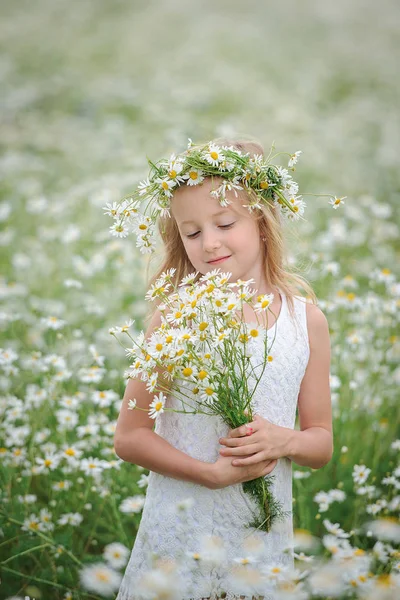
[113,138,333,600]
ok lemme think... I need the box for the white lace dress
[117,293,310,600]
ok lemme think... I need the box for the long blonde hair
[145,136,317,322]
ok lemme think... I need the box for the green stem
[1,543,49,565]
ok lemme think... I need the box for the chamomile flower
[137,177,151,196]
[148,392,167,419]
[109,221,130,238]
[204,143,224,166]
[200,386,218,405]
[119,495,146,513]
[285,196,306,220]
[288,151,302,168]
[179,271,199,286]
[103,542,130,569]
[133,215,152,235]
[22,514,44,534]
[145,372,158,393]
[80,562,122,596]
[329,196,347,209]
[155,177,177,198]
[183,168,204,186]
[36,453,61,472]
[353,464,372,485]
[254,293,274,313]
[41,316,67,330]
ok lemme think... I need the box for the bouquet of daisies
[111,268,288,532]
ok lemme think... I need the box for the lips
[207,255,231,264]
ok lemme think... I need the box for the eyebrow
[181,209,231,226]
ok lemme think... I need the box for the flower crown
[104,139,345,254]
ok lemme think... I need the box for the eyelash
[186,223,235,239]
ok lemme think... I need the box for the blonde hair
[145,136,317,322]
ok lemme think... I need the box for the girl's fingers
[220,443,259,457]
[220,434,257,447]
[262,459,278,475]
[226,420,257,438]
[231,452,267,466]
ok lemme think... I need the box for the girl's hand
[218,414,291,467]
[208,453,277,490]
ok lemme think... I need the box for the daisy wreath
[104,139,345,253]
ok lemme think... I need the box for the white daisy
[353,464,371,485]
[204,143,224,166]
[137,177,151,196]
[80,562,122,596]
[329,196,347,209]
[148,392,167,419]
[119,495,145,513]
[179,272,199,286]
[183,168,204,186]
[136,233,155,254]
[132,215,152,235]
[254,293,274,313]
[200,385,218,405]
[109,221,130,238]
[323,519,350,538]
[103,542,130,569]
[155,177,177,198]
[288,151,302,168]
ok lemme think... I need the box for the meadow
[0,0,399,598]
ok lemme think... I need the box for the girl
[113,138,333,600]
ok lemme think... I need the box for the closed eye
[186,223,235,239]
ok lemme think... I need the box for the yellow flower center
[199,322,208,331]
[166,335,173,343]
[207,284,215,293]
[169,169,177,178]
[161,181,169,190]
[210,151,219,160]
[138,223,148,230]
[156,343,163,351]
[267,355,273,362]
[65,448,75,456]
[155,402,163,411]
[205,387,214,396]
[382,268,391,275]
[183,367,193,377]
[198,370,207,380]
[260,181,269,189]
[261,300,270,308]
[250,329,259,337]
[175,311,182,319]
[189,171,198,180]
[44,459,52,467]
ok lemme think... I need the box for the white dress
[117,293,310,600]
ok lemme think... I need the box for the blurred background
[1,0,399,598]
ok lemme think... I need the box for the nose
[202,227,222,253]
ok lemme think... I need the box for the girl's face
[171,178,267,288]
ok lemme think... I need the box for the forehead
[171,178,246,224]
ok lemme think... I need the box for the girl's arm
[114,309,213,488]
[285,302,333,468]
